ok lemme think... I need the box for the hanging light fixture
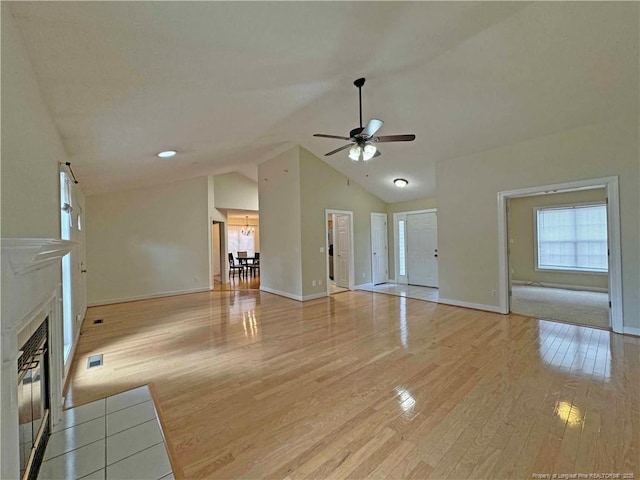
[241,216,254,236]
[348,144,377,162]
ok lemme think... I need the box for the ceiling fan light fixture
[363,144,377,161]
[348,145,362,161]
[394,178,409,188]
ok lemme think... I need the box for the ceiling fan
[313,77,416,162]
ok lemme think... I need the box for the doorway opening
[218,211,260,291]
[211,221,226,286]
[325,209,354,295]
[498,177,622,333]
[507,189,609,329]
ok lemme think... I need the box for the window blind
[536,204,608,273]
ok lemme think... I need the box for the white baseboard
[438,297,504,314]
[511,280,608,293]
[260,286,303,301]
[623,326,640,337]
[260,287,326,302]
[63,318,84,379]
[88,287,211,307]
[302,292,327,301]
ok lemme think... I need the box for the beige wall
[386,197,437,280]
[258,146,386,299]
[258,147,303,298]
[213,172,259,210]
[1,5,63,238]
[299,147,387,297]
[1,5,87,333]
[436,118,639,328]
[85,177,211,304]
[509,189,608,290]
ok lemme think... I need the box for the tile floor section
[38,385,174,480]
[357,282,439,303]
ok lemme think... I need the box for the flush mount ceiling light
[157,150,177,158]
[393,178,409,188]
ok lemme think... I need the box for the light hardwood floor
[67,290,639,479]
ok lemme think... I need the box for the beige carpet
[510,285,609,329]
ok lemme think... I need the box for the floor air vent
[87,354,103,369]
[93,319,103,325]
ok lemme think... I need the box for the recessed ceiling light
[157,150,177,158]
[394,178,408,188]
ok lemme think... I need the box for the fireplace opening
[18,317,51,480]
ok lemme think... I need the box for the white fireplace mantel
[1,237,75,479]
[2,237,77,276]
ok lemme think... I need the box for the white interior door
[407,212,438,287]
[371,213,388,285]
[335,214,350,288]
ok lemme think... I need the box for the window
[536,204,608,273]
[60,171,72,239]
[398,220,406,276]
[59,169,74,363]
[227,226,256,257]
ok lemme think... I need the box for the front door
[371,213,388,285]
[406,212,438,287]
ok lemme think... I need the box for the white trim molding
[511,280,608,294]
[260,286,303,301]
[438,297,503,314]
[1,238,77,275]
[623,327,640,337]
[260,286,328,302]
[302,292,327,301]
[497,177,623,334]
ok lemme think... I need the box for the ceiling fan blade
[324,144,353,156]
[313,134,351,141]
[362,118,384,138]
[374,134,416,143]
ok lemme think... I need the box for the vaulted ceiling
[8,2,638,202]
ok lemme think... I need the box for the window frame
[533,201,609,275]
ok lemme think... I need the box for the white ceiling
[9,2,638,202]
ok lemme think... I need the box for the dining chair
[248,252,260,276]
[228,253,244,278]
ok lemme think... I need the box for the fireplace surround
[1,238,76,479]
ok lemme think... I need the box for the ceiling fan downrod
[353,77,366,136]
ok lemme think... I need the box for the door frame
[497,176,622,333]
[325,209,355,295]
[209,218,228,287]
[393,208,437,285]
[370,212,388,285]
